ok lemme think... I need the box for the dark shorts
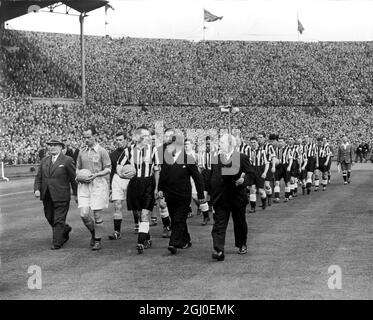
[305,156,316,173]
[265,170,275,182]
[248,166,265,189]
[127,176,155,211]
[290,161,300,178]
[275,164,291,183]
[318,158,329,173]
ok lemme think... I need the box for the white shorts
[78,176,109,210]
[111,174,130,201]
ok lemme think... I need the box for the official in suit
[337,136,354,184]
[209,134,252,261]
[34,138,78,250]
[158,134,206,255]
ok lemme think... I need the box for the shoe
[108,231,121,240]
[150,219,157,227]
[182,242,192,249]
[347,179,351,184]
[136,244,144,254]
[162,226,171,238]
[201,216,210,226]
[314,188,319,192]
[237,245,247,254]
[90,237,95,247]
[212,251,225,261]
[322,187,326,191]
[273,198,280,203]
[168,245,177,254]
[63,225,72,244]
[92,241,101,251]
[50,245,62,250]
[344,181,348,185]
[284,198,289,203]
[144,238,152,249]
[248,208,256,213]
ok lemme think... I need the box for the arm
[34,160,42,196]
[188,160,205,200]
[66,157,77,196]
[262,151,269,177]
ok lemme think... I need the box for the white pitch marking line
[0,191,31,197]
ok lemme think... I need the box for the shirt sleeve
[101,148,112,171]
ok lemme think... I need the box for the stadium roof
[0,0,109,23]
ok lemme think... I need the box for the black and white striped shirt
[237,142,251,156]
[261,143,276,161]
[318,144,331,158]
[276,146,293,164]
[122,144,160,178]
[305,142,317,158]
[198,150,213,170]
[249,148,268,167]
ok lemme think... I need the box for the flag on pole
[204,9,223,22]
[105,3,114,15]
[297,19,305,34]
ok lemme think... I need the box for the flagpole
[203,11,205,41]
[297,10,299,41]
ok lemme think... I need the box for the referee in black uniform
[158,134,205,255]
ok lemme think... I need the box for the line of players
[107,128,333,254]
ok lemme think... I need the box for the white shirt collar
[52,152,61,161]
[173,150,182,160]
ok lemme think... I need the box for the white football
[118,164,136,179]
[76,169,92,183]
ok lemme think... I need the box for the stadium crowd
[2,30,373,106]
[1,30,373,165]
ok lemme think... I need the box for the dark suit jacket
[34,153,77,202]
[337,143,354,164]
[159,150,205,201]
[209,151,252,207]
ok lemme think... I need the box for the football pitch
[1,164,372,300]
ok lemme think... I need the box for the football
[117,164,136,179]
[76,169,92,183]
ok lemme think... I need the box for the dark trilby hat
[46,137,65,148]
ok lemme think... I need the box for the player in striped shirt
[323,137,333,184]
[258,132,277,206]
[197,136,215,225]
[303,135,318,195]
[315,137,332,191]
[288,136,299,199]
[274,137,293,203]
[126,126,161,254]
[248,137,269,213]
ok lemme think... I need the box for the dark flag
[204,9,223,22]
[298,19,305,34]
[105,3,114,15]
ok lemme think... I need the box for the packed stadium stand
[1,30,372,164]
